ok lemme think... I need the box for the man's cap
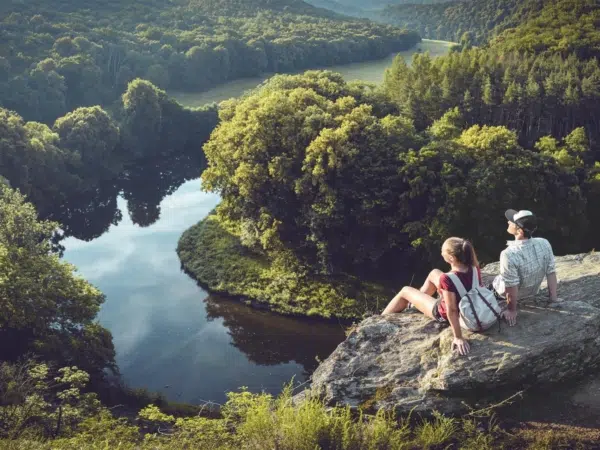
[505,209,537,231]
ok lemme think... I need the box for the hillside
[491,0,600,58]
[380,0,532,44]
[303,0,366,17]
[318,0,453,11]
[382,0,600,53]
[190,0,342,17]
[4,0,600,447]
[0,0,420,125]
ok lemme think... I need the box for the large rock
[303,252,600,415]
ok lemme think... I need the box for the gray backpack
[446,267,502,332]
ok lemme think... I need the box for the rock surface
[302,252,600,415]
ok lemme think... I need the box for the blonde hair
[443,237,479,268]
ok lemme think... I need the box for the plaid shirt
[492,237,556,299]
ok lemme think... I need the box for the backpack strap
[446,272,467,298]
[448,270,483,331]
[476,291,502,321]
[473,266,503,331]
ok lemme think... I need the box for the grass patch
[415,411,456,448]
[1,376,598,449]
[177,214,393,319]
[6,394,593,449]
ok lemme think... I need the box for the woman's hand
[452,337,470,355]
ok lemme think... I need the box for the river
[170,39,454,107]
[62,39,453,405]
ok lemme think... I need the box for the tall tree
[0,185,115,380]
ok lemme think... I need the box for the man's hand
[452,337,470,355]
[502,309,517,326]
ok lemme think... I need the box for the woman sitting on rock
[382,237,482,356]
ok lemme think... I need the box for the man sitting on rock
[491,209,559,327]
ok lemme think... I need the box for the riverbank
[177,215,393,320]
[170,39,455,107]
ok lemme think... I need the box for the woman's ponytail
[445,237,480,268]
[462,239,479,268]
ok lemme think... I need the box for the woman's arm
[442,289,470,355]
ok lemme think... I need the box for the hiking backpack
[446,268,502,332]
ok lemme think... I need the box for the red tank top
[437,267,482,319]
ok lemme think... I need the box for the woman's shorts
[432,299,449,324]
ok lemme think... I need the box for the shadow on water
[204,294,346,376]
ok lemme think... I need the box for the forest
[2,0,600,447]
[0,79,217,237]
[0,0,419,125]
[179,68,598,318]
[382,0,600,54]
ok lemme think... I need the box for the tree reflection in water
[48,145,207,240]
[120,146,206,227]
[204,294,346,376]
[48,179,123,242]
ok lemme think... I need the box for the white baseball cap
[505,209,537,231]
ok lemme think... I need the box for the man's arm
[499,250,519,326]
[545,239,558,302]
[547,272,558,302]
[505,286,519,311]
[503,286,518,326]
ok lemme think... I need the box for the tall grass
[0,379,596,449]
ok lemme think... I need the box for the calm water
[63,180,346,404]
[62,40,453,405]
[170,39,454,107]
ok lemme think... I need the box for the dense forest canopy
[188,0,340,16]
[201,70,598,280]
[0,185,115,383]
[0,80,217,239]
[381,0,529,45]
[491,0,600,58]
[384,49,600,150]
[381,0,600,55]
[0,0,419,124]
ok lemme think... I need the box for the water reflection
[205,295,346,375]
[50,147,206,240]
[120,152,204,228]
[50,180,122,241]
[61,177,344,404]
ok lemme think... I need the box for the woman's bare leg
[382,286,437,319]
[420,269,444,296]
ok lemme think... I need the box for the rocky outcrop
[302,252,600,415]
